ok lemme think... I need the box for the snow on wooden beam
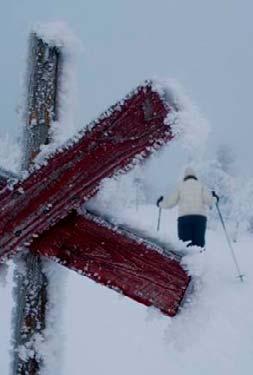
[31,211,190,317]
[0,83,175,262]
[0,168,17,191]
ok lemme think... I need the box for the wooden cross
[0,32,190,374]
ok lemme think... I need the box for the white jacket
[160,177,214,218]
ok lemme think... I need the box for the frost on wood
[0,167,18,191]
[11,25,67,375]
[32,21,81,149]
[30,210,190,317]
[20,21,81,171]
[0,82,176,262]
[22,79,180,174]
[22,32,60,168]
[12,254,48,374]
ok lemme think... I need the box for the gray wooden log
[12,32,61,375]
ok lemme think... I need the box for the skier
[157,167,219,249]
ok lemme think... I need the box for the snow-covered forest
[1,1,253,374]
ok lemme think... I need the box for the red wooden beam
[31,211,190,317]
[0,83,175,261]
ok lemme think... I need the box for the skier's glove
[156,196,164,207]
[212,191,220,203]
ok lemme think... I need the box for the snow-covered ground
[0,22,252,374]
[1,204,252,375]
[60,205,253,375]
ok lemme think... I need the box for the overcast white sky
[0,0,253,174]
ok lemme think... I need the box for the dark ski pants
[177,215,207,248]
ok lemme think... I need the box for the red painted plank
[0,83,175,261]
[31,211,190,317]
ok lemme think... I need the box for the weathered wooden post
[12,32,61,375]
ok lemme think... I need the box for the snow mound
[61,205,252,375]
[152,78,210,162]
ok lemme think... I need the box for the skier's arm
[159,189,179,209]
[202,186,215,207]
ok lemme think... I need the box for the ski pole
[216,202,244,282]
[157,207,162,231]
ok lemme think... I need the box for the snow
[60,205,253,375]
[17,75,205,182]
[0,263,9,287]
[34,21,81,51]
[0,22,252,375]
[152,78,210,163]
[1,138,253,375]
[0,133,21,174]
[0,263,13,374]
[73,161,252,375]
[39,260,68,375]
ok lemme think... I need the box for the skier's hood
[183,167,197,179]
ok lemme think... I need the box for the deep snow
[60,205,253,375]
[1,204,252,375]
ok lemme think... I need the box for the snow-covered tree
[216,143,236,175]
